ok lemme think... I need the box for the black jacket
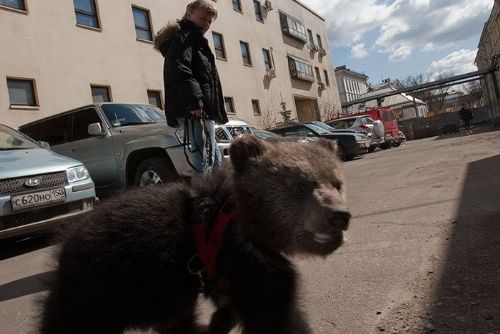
[459,107,473,121]
[154,19,228,124]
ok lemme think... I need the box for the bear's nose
[328,209,351,231]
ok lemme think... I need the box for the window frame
[240,41,252,66]
[323,69,330,86]
[279,12,307,42]
[262,48,272,70]
[232,0,242,12]
[224,97,236,114]
[253,0,263,22]
[147,89,163,109]
[0,0,27,13]
[132,4,153,42]
[6,77,39,108]
[71,107,102,142]
[212,31,227,60]
[90,84,112,103]
[287,56,314,82]
[251,99,261,116]
[316,34,324,49]
[74,0,101,30]
[315,67,322,84]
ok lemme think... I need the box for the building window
[147,90,163,109]
[212,32,226,59]
[0,0,26,11]
[323,70,330,86]
[315,67,322,84]
[262,49,272,70]
[279,12,307,42]
[307,29,314,46]
[224,97,235,114]
[91,85,111,103]
[252,99,261,116]
[7,78,38,107]
[287,56,314,82]
[132,6,153,41]
[254,0,263,22]
[240,41,252,66]
[232,0,241,12]
[74,0,100,29]
[316,34,323,49]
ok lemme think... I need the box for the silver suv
[0,124,95,239]
[326,116,384,152]
[19,103,192,197]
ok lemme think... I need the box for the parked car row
[2,103,404,240]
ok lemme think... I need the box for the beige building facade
[475,0,500,121]
[0,0,341,129]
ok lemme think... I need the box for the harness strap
[192,211,232,279]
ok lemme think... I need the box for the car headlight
[355,135,366,142]
[67,166,90,183]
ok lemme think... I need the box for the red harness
[189,199,235,280]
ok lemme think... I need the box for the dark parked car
[269,122,370,161]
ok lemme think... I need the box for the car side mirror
[88,123,105,136]
[39,141,51,150]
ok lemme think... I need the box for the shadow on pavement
[426,154,500,332]
[434,125,499,140]
[0,270,54,302]
[0,234,56,261]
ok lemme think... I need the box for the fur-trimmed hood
[153,21,181,56]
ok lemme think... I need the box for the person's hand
[190,109,202,117]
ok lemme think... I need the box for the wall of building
[475,1,500,121]
[0,0,341,129]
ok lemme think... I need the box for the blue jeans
[179,118,222,178]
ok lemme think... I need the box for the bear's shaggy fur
[39,136,351,334]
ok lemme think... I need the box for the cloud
[303,0,492,61]
[427,49,478,77]
[388,45,412,61]
[351,43,369,59]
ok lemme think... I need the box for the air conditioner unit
[266,68,277,79]
[307,44,318,52]
[263,0,273,11]
[318,82,326,90]
[318,48,327,56]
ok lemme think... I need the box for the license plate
[11,188,66,211]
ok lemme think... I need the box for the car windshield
[304,122,332,135]
[0,124,40,150]
[254,130,278,140]
[102,104,166,127]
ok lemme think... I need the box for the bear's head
[230,135,350,257]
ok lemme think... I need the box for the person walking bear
[459,103,473,135]
[154,0,228,178]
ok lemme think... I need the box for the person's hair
[182,0,218,20]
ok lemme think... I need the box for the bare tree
[318,99,341,121]
[463,80,485,107]
[256,99,278,129]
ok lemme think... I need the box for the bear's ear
[316,138,337,153]
[230,135,267,173]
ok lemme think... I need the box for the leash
[182,113,214,173]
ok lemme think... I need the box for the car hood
[114,122,176,136]
[0,148,82,179]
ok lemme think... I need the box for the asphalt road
[1,126,499,334]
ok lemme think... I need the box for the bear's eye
[293,182,309,196]
[333,183,342,192]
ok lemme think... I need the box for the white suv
[215,120,253,159]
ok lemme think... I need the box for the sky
[302,0,494,84]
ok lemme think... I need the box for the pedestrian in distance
[459,103,473,135]
[154,0,228,178]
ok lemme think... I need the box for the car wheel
[133,158,178,187]
[380,142,391,150]
[392,142,401,147]
[368,146,376,153]
[337,145,348,161]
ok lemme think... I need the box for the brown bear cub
[39,135,351,334]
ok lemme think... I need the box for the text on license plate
[11,188,66,211]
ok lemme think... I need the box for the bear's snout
[328,209,351,231]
